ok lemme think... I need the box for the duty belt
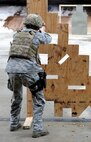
[9,55,31,60]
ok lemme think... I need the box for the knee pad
[29,80,44,94]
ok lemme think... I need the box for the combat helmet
[24,14,44,28]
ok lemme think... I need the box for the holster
[38,71,47,88]
[7,79,13,91]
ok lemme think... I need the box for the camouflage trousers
[8,73,45,131]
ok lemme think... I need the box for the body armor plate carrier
[9,31,38,61]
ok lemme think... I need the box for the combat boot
[10,123,22,131]
[32,129,49,138]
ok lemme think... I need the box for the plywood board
[27,89,33,117]
[27,0,58,33]
[26,0,91,117]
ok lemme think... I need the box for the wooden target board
[26,0,91,118]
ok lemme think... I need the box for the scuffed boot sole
[32,130,49,138]
[10,123,22,131]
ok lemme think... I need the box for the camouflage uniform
[5,14,52,132]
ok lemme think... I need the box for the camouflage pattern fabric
[24,14,44,28]
[9,73,45,131]
[6,29,52,74]
[9,30,38,61]
[5,28,52,131]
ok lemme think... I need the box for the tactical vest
[9,31,40,63]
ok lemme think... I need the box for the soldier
[5,14,52,138]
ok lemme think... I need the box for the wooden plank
[39,35,91,116]
[67,45,79,57]
[26,0,91,118]
[23,117,33,129]
[54,102,62,117]
[58,24,68,47]
[27,0,58,33]
[46,12,58,33]
[27,89,33,117]
[67,55,89,85]
[71,103,89,117]
[27,0,48,20]
[40,44,91,117]
[39,44,68,75]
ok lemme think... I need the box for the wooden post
[23,89,33,129]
